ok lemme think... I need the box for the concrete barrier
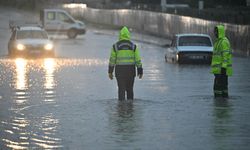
[63,4,250,56]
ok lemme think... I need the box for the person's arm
[221,38,231,75]
[134,46,143,78]
[108,47,116,79]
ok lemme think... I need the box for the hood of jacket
[119,26,130,41]
[216,25,225,39]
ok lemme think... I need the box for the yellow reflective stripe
[222,50,231,53]
[110,58,116,61]
[212,64,221,68]
[116,62,135,65]
[214,39,224,50]
[213,51,222,55]
[116,57,135,60]
[222,50,232,55]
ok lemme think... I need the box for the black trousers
[213,74,228,98]
[116,76,135,100]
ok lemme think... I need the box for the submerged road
[0,7,250,149]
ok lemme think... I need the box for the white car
[8,25,55,58]
[165,34,213,64]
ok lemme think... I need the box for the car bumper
[177,51,212,64]
[11,50,55,58]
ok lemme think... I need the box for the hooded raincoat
[211,25,233,76]
[108,27,143,77]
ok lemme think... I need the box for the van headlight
[16,44,25,51]
[77,21,85,27]
[44,44,53,51]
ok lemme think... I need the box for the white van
[40,9,86,39]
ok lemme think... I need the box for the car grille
[178,52,212,64]
[25,45,44,50]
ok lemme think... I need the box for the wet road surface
[0,7,250,150]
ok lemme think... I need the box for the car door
[56,12,75,32]
[44,11,59,32]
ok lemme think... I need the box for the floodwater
[0,8,250,150]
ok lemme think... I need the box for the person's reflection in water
[117,100,134,118]
[213,98,232,150]
[109,100,140,146]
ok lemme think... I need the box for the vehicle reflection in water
[1,57,107,149]
[2,58,62,149]
[43,58,56,102]
[44,58,55,90]
[15,58,28,91]
[14,58,29,106]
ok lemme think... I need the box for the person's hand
[138,74,143,79]
[137,68,143,79]
[108,73,113,80]
[221,68,226,75]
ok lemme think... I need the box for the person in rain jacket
[211,25,233,98]
[108,26,143,100]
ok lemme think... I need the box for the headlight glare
[17,44,25,51]
[44,44,53,50]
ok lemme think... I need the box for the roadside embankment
[62,3,250,56]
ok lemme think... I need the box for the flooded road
[0,8,250,150]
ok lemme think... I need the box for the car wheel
[67,29,77,39]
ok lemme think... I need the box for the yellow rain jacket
[108,27,143,77]
[211,25,233,76]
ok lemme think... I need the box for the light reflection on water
[0,57,107,149]
[15,58,28,91]
[2,58,61,149]
[43,58,56,90]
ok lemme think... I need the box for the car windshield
[16,30,48,39]
[179,36,212,46]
